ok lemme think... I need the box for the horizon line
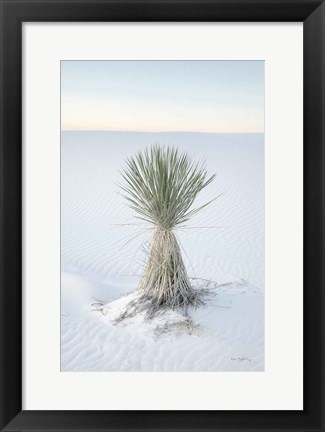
[61,129,264,134]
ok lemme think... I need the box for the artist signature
[231,357,251,362]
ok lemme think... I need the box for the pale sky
[61,61,264,133]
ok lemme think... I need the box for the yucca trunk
[139,227,192,308]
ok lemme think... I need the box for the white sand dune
[61,131,264,371]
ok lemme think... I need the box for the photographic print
[61,60,264,372]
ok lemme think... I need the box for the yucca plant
[121,145,216,314]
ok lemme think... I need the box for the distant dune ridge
[61,131,264,371]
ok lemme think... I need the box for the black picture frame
[0,0,324,431]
